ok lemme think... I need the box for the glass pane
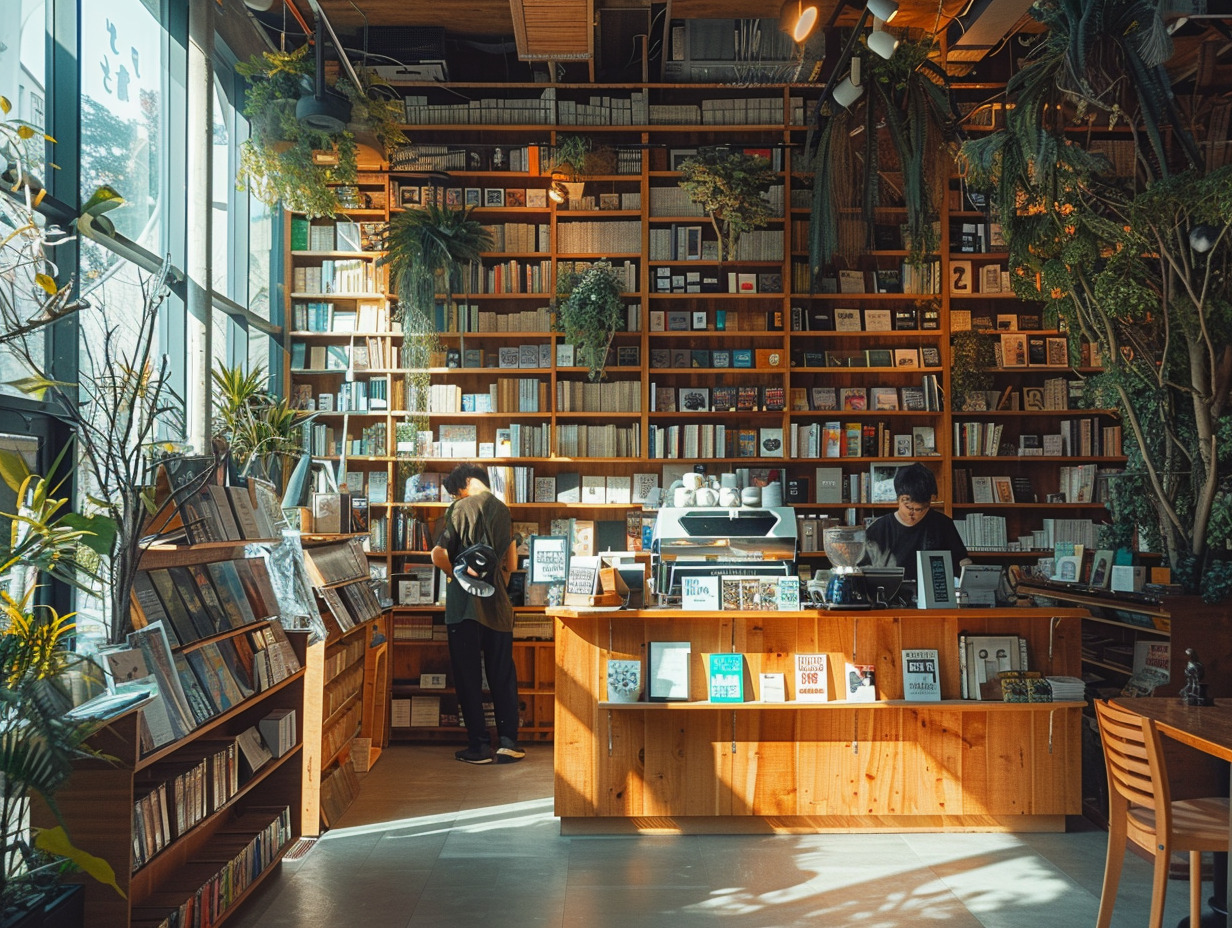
[80,0,165,272]
[0,0,47,176]
[0,433,40,604]
[248,192,274,321]
[212,76,232,299]
[0,1,48,397]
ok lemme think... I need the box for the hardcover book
[794,653,829,702]
[902,649,941,701]
[708,653,745,703]
[844,662,877,702]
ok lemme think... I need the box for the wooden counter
[549,606,1086,835]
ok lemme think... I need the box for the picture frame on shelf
[1000,333,1028,367]
[1023,387,1045,410]
[648,641,691,701]
[528,534,570,585]
[993,477,1015,503]
[398,185,421,207]
[894,434,914,457]
[1089,549,1114,589]
[869,463,909,503]
[483,188,505,207]
[950,259,973,294]
[670,149,698,171]
[1046,337,1069,366]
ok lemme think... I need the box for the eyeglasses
[898,499,930,516]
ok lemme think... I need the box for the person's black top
[864,509,968,582]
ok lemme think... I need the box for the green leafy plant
[212,362,309,485]
[551,135,592,179]
[378,204,493,458]
[956,0,1232,598]
[236,45,406,218]
[806,36,955,277]
[678,149,776,262]
[949,330,996,411]
[555,260,626,381]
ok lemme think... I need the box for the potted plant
[237,45,406,219]
[555,260,626,382]
[956,0,1232,599]
[677,148,776,262]
[212,362,310,486]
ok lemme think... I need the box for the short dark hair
[893,463,936,504]
[443,462,490,496]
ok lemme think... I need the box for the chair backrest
[1094,699,1172,825]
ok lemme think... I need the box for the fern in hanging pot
[555,260,626,382]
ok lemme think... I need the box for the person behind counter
[865,463,970,583]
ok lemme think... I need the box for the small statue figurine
[1179,648,1215,706]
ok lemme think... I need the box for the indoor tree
[957,0,1232,599]
[677,148,776,262]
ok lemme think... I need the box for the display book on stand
[42,451,307,928]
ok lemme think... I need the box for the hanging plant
[555,260,626,382]
[677,149,776,262]
[236,45,406,218]
[378,205,493,462]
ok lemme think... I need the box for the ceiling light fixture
[866,0,899,23]
[867,17,900,59]
[780,0,820,43]
[831,72,864,109]
[296,11,352,131]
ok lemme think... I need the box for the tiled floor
[230,744,1201,928]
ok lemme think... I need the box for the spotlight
[832,73,864,109]
[867,18,899,59]
[780,0,820,42]
[454,542,500,597]
[866,0,898,23]
[1190,224,1219,254]
[549,181,568,203]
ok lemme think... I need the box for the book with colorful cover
[708,653,745,703]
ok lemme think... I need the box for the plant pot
[0,885,84,928]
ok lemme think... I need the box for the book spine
[958,633,968,699]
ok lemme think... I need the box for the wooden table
[1115,698,1232,928]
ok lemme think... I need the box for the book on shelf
[960,633,1027,700]
[794,653,829,702]
[844,662,877,702]
[901,649,941,701]
[708,653,745,703]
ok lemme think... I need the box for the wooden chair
[1094,699,1230,928]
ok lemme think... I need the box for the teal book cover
[709,653,745,703]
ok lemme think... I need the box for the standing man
[865,462,970,583]
[431,463,525,764]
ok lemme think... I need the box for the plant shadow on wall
[0,453,127,922]
[555,260,627,383]
[677,147,776,263]
[237,44,406,219]
[806,36,957,278]
[378,204,492,478]
[956,0,1232,600]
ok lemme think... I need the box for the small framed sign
[648,641,692,701]
[528,534,569,585]
[564,555,601,606]
[916,550,956,609]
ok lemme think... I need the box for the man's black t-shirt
[864,509,968,582]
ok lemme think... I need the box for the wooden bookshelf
[37,544,307,927]
[299,538,391,834]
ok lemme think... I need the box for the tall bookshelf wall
[285,82,1127,737]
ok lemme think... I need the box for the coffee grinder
[822,526,871,609]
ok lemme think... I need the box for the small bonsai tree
[677,149,776,262]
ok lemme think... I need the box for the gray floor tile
[225,744,1209,928]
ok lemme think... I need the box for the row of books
[480,222,549,253]
[319,579,384,635]
[289,217,381,254]
[131,560,277,648]
[370,512,437,554]
[136,806,292,928]
[649,425,786,460]
[320,757,362,826]
[556,220,641,254]
[794,422,937,461]
[554,422,640,458]
[302,539,369,586]
[112,619,300,754]
[652,384,786,413]
[559,191,643,212]
[791,303,941,333]
[173,478,278,547]
[290,259,377,296]
[432,302,552,334]
[322,702,362,764]
[953,513,1011,551]
[290,300,394,334]
[556,379,641,413]
[131,738,239,871]
[446,259,552,295]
